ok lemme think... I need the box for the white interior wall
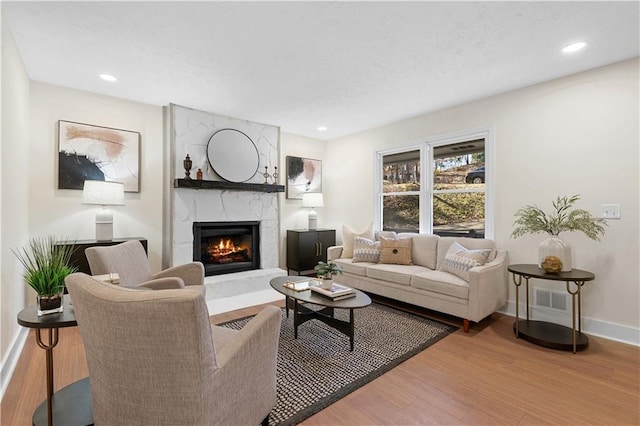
[279,132,326,270]
[324,58,640,334]
[1,12,31,385]
[28,82,164,271]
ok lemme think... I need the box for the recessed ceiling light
[317,126,328,131]
[562,42,587,54]
[99,74,118,82]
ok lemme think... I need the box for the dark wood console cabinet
[287,229,336,275]
[56,237,148,275]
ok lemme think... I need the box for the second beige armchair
[85,240,206,294]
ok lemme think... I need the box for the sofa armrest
[153,262,204,286]
[466,250,509,322]
[327,245,343,261]
[136,277,186,290]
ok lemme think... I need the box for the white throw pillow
[441,242,491,282]
[352,237,381,263]
[341,223,374,259]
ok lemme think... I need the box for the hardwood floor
[2,300,639,425]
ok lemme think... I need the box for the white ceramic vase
[320,278,333,290]
[538,236,572,272]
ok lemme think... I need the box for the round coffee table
[270,276,371,351]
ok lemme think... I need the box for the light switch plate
[601,204,621,219]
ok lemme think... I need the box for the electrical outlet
[601,204,621,219]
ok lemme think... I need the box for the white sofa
[328,233,508,332]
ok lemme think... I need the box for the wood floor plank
[2,302,638,426]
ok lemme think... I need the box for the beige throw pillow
[378,237,413,265]
[441,242,491,282]
[341,223,374,258]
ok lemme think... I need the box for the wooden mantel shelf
[173,178,285,193]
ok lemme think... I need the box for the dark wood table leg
[35,328,59,426]
[349,309,355,351]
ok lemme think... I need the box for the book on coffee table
[310,283,356,300]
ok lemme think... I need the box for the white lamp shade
[82,180,125,206]
[302,192,324,208]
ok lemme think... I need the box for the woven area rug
[220,302,457,425]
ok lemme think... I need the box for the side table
[17,295,93,426]
[508,264,595,353]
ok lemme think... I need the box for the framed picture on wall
[286,155,322,199]
[58,120,140,192]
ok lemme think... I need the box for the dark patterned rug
[220,303,457,425]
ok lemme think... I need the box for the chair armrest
[327,245,343,261]
[211,305,281,423]
[153,262,204,286]
[136,277,186,290]
[466,250,509,322]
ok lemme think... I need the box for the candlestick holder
[262,166,271,184]
[272,166,278,185]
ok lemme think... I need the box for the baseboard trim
[499,301,639,347]
[0,327,29,402]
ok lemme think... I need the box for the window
[375,129,492,238]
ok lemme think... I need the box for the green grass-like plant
[12,236,77,295]
[511,195,607,240]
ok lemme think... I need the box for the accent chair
[85,240,206,294]
[65,272,282,426]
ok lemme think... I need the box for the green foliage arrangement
[511,195,607,240]
[314,261,343,279]
[12,236,77,296]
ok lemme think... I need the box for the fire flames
[207,238,250,263]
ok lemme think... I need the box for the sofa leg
[463,319,470,333]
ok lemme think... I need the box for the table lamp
[302,192,323,230]
[82,180,125,241]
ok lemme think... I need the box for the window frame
[374,127,495,238]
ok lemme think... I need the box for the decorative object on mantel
[12,236,78,316]
[262,166,271,184]
[183,154,193,180]
[82,180,125,241]
[262,166,280,185]
[207,128,260,183]
[541,255,562,273]
[173,178,284,193]
[302,192,324,230]
[58,120,140,192]
[272,166,278,184]
[511,194,607,272]
[196,168,203,180]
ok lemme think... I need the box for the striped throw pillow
[352,237,381,263]
[441,242,491,282]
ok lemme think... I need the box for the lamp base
[308,209,318,230]
[95,210,114,241]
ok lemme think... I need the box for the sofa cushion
[379,237,413,265]
[411,270,469,299]
[352,237,381,263]
[332,258,368,277]
[376,231,397,241]
[408,234,439,269]
[341,223,374,259]
[440,242,491,282]
[365,263,428,286]
[436,237,496,270]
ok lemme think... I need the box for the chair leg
[261,414,270,426]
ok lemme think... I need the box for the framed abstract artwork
[286,156,322,199]
[58,120,140,192]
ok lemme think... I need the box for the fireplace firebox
[193,221,260,276]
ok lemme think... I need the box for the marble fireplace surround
[167,104,286,305]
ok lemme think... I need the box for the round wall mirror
[207,129,260,183]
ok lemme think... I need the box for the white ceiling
[3,1,639,140]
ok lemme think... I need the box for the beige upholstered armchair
[85,240,205,294]
[65,273,282,426]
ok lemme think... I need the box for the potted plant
[314,261,343,289]
[511,195,606,272]
[13,236,77,315]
